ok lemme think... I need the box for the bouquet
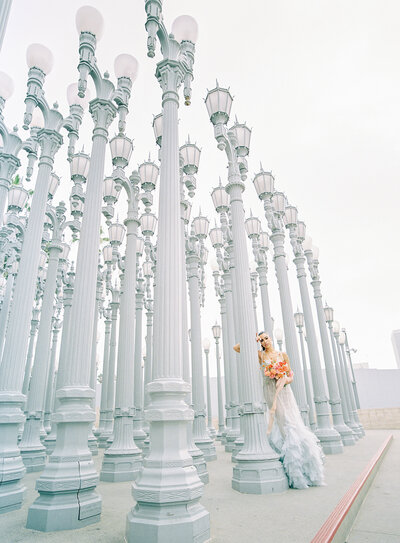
[263,359,292,381]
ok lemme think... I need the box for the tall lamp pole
[28,6,137,531]
[0,42,79,514]
[285,208,343,453]
[303,238,355,447]
[294,311,316,431]
[126,5,210,541]
[203,337,216,438]
[252,170,309,424]
[212,322,225,440]
[205,84,288,494]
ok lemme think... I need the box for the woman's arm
[233,343,240,353]
[283,352,294,383]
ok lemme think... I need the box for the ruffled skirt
[263,377,325,489]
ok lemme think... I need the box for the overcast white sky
[1,0,400,376]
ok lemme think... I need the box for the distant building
[353,362,370,370]
[391,330,400,369]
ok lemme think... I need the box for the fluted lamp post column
[333,323,359,436]
[253,170,309,424]
[96,177,119,438]
[285,209,343,453]
[343,330,362,414]
[303,238,355,446]
[127,5,209,541]
[209,238,230,443]
[210,183,240,451]
[19,202,67,471]
[186,216,216,460]
[101,162,143,482]
[205,84,288,493]
[325,309,356,440]
[338,330,364,437]
[294,311,316,431]
[28,6,137,531]
[212,322,225,440]
[203,338,216,438]
[245,215,273,337]
[0,42,78,513]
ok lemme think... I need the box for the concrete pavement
[0,429,396,542]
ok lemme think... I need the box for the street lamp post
[43,314,62,434]
[179,142,209,483]
[205,84,288,493]
[304,239,355,446]
[28,6,137,530]
[0,41,82,513]
[245,215,273,337]
[126,4,210,541]
[253,170,309,424]
[203,337,216,438]
[186,218,216,460]
[294,311,316,431]
[100,163,144,482]
[325,309,356,442]
[212,322,225,439]
[19,203,67,471]
[285,209,343,453]
[343,329,362,415]
[43,262,76,455]
[339,330,364,437]
[210,183,240,451]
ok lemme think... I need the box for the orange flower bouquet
[263,359,292,381]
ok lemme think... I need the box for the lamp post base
[27,487,101,532]
[100,450,142,482]
[194,437,217,461]
[189,445,209,484]
[20,446,46,472]
[0,480,26,514]
[27,388,102,531]
[231,435,244,460]
[98,431,112,448]
[335,423,356,446]
[314,427,344,455]
[0,396,27,513]
[126,501,210,543]
[232,457,288,494]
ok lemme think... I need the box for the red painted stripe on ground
[311,434,393,543]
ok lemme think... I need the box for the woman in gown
[234,332,325,489]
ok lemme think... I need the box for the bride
[234,331,325,489]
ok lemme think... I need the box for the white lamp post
[206,85,288,494]
[203,337,216,439]
[253,169,309,425]
[294,310,316,431]
[0,39,87,514]
[304,239,356,448]
[341,329,364,436]
[212,323,225,439]
[210,180,240,452]
[127,5,209,541]
[285,210,343,454]
[28,6,137,531]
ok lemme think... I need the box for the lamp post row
[0,3,363,543]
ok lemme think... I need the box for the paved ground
[1,429,397,542]
[347,431,400,543]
